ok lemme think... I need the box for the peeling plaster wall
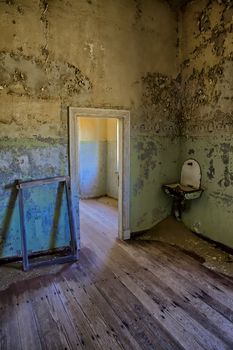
[180,0,233,247]
[0,0,179,257]
[131,135,180,231]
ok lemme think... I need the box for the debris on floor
[137,216,233,278]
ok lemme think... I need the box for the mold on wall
[0,0,179,257]
[179,0,233,247]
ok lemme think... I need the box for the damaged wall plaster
[1,0,232,257]
[0,0,179,258]
[179,0,233,247]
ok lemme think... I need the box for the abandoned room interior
[0,0,233,349]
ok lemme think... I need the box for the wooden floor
[1,198,233,349]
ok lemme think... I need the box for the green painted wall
[179,0,233,247]
[131,134,180,232]
[180,136,233,248]
[0,137,69,257]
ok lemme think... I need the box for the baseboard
[123,229,131,240]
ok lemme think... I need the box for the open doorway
[78,117,119,239]
[69,108,130,250]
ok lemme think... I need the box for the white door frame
[68,107,131,245]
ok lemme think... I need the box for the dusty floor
[137,216,233,278]
[2,198,233,350]
[1,208,233,292]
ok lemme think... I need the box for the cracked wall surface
[1,0,232,257]
[179,0,233,247]
[0,0,179,257]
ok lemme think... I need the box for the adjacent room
[78,117,119,240]
[0,0,233,349]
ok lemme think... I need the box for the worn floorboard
[0,197,233,349]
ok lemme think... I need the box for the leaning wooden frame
[16,176,78,271]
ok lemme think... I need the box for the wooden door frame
[68,107,131,244]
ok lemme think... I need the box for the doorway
[68,108,130,249]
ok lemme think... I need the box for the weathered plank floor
[1,197,233,350]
